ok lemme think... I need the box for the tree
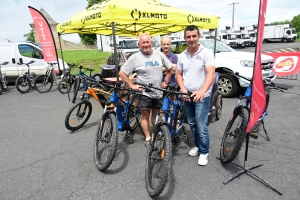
[291,14,300,37]
[78,0,105,44]
[265,19,291,26]
[23,29,35,42]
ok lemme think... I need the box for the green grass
[57,50,111,73]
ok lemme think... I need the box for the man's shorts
[137,95,162,109]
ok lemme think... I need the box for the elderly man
[119,33,173,146]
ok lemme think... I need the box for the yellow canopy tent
[57,0,219,36]
[56,0,219,81]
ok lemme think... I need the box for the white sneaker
[198,153,209,166]
[188,147,199,156]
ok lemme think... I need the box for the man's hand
[191,90,205,102]
[131,84,142,91]
[161,81,168,88]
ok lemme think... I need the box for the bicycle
[133,81,192,197]
[34,62,59,93]
[94,80,142,172]
[58,63,77,94]
[72,66,102,103]
[64,76,111,131]
[15,60,36,94]
[0,61,9,95]
[106,44,136,66]
[219,71,287,163]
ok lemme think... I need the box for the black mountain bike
[0,61,9,95]
[15,60,36,94]
[220,71,287,163]
[34,62,59,93]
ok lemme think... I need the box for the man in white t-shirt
[119,33,173,147]
[177,25,215,166]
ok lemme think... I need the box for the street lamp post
[229,2,239,28]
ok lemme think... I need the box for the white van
[0,41,68,83]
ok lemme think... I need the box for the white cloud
[0,0,298,44]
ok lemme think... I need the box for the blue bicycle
[72,66,102,103]
[93,81,142,171]
[220,71,287,163]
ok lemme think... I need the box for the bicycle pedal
[126,134,133,144]
[250,132,258,139]
[179,134,188,141]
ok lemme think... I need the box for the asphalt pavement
[0,78,299,200]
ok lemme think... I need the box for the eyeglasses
[186,34,198,39]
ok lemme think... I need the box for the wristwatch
[164,80,169,84]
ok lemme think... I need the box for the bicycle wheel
[145,124,172,197]
[252,87,270,133]
[34,74,53,93]
[64,101,92,131]
[215,94,223,120]
[220,107,248,163]
[0,81,3,95]
[58,80,72,94]
[72,77,81,103]
[92,73,102,82]
[128,94,141,131]
[94,112,118,171]
[15,76,31,94]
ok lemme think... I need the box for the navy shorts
[137,95,162,109]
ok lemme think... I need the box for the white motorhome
[0,41,68,83]
[200,29,216,39]
[245,25,257,46]
[234,27,251,47]
[97,35,160,53]
[217,26,238,48]
[263,24,297,42]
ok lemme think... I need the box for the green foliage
[291,14,300,33]
[265,19,291,26]
[78,33,97,44]
[57,49,110,73]
[86,0,104,8]
[23,29,35,42]
[78,0,105,44]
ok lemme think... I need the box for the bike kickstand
[261,120,270,142]
[126,130,133,144]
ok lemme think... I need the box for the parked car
[171,39,275,97]
[0,41,68,83]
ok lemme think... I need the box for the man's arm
[192,66,215,102]
[119,70,140,90]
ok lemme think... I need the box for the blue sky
[0,0,299,43]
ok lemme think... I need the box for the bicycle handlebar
[224,69,288,92]
[133,81,193,98]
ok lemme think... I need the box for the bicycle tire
[0,81,3,95]
[220,107,248,163]
[128,94,141,131]
[34,74,53,93]
[64,101,92,131]
[92,73,102,82]
[58,80,72,94]
[94,112,118,171]
[15,76,31,94]
[72,77,81,103]
[252,87,270,133]
[215,94,223,121]
[145,124,172,197]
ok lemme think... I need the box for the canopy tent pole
[58,32,66,76]
[111,22,119,82]
[214,29,217,57]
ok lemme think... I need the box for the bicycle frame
[107,85,141,132]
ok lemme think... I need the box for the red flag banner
[246,0,268,133]
[28,6,58,63]
[266,52,300,76]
